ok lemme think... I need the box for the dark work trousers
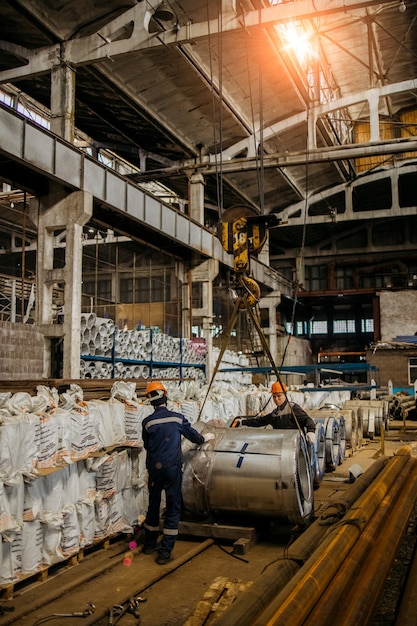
[143,464,182,558]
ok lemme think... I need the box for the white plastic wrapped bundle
[87,399,125,448]
[23,479,44,522]
[60,506,80,557]
[37,412,60,469]
[76,501,95,547]
[109,492,133,534]
[68,404,99,460]
[0,480,14,535]
[0,411,40,482]
[0,533,22,583]
[94,498,112,541]
[42,524,64,565]
[126,402,152,447]
[3,478,24,541]
[179,400,199,424]
[77,461,97,504]
[40,471,67,526]
[21,520,43,574]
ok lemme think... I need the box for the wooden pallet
[184,576,253,626]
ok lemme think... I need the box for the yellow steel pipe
[304,458,417,625]
[331,461,417,625]
[394,522,417,625]
[253,448,416,626]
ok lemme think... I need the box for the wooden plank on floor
[179,521,257,541]
[184,577,254,626]
[206,580,253,624]
[183,576,229,626]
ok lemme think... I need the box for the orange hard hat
[146,381,167,396]
[271,381,287,394]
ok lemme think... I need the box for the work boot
[156,552,173,565]
[143,529,159,554]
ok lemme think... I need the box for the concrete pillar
[191,259,219,381]
[30,188,92,378]
[50,63,76,142]
[189,173,205,224]
[176,262,192,339]
[259,290,282,364]
[295,253,305,288]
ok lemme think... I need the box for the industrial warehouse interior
[0,0,417,624]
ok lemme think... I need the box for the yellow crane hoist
[217,206,280,308]
[197,206,282,419]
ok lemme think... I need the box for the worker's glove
[306,431,316,446]
[203,433,215,443]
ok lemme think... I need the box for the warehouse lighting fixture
[399,0,406,11]
[153,1,175,21]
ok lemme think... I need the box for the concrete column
[189,173,205,224]
[30,188,92,378]
[295,253,305,288]
[176,262,192,339]
[259,290,282,364]
[191,259,219,381]
[51,63,76,142]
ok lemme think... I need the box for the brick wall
[366,347,417,388]
[0,321,44,380]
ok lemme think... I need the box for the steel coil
[182,426,314,524]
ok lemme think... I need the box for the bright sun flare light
[278,22,317,66]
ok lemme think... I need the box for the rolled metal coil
[182,426,314,524]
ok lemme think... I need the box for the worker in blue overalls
[142,381,215,564]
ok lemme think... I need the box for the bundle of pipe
[182,427,314,523]
[79,317,207,379]
[152,367,180,379]
[81,312,96,331]
[82,360,112,379]
[182,337,207,364]
[249,445,417,626]
[389,394,416,421]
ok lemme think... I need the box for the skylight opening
[277,21,317,67]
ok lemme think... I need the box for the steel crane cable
[243,290,314,474]
[242,9,262,193]
[280,101,310,370]
[196,296,242,421]
[205,0,224,216]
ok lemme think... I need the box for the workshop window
[408,358,417,386]
[310,320,328,334]
[83,278,112,302]
[305,265,327,291]
[335,266,354,290]
[120,276,171,303]
[333,319,356,334]
[361,318,374,332]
